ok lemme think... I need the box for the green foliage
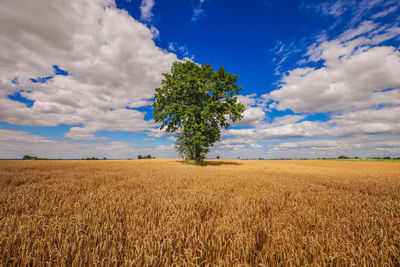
[23,155,37,160]
[338,155,349,159]
[138,155,152,159]
[153,61,245,165]
[22,155,48,160]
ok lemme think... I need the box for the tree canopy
[152,61,245,164]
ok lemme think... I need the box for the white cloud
[65,127,107,140]
[140,0,155,22]
[236,94,257,106]
[147,128,168,137]
[224,105,400,142]
[192,8,205,22]
[233,107,265,126]
[371,5,399,19]
[225,128,256,138]
[0,129,135,159]
[304,0,349,18]
[269,22,400,113]
[0,128,183,159]
[257,121,328,139]
[191,0,207,22]
[271,114,305,126]
[275,139,342,149]
[250,143,262,149]
[149,25,160,39]
[0,0,177,139]
[167,136,177,141]
[232,94,267,126]
[168,43,176,52]
[155,144,175,151]
[270,136,400,158]
[305,0,399,25]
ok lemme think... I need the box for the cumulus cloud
[225,105,400,141]
[268,22,400,113]
[270,115,305,126]
[147,128,168,137]
[65,127,107,141]
[232,94,267,126]
[233,107,265,126]
[0,0,177,139]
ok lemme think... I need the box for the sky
[0,0,400,159]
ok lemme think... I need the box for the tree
[153,61,245,165]
[138,155,143,159]
[23,155,36,160]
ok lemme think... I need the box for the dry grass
[1,159,400,265]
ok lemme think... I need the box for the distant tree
[216,155,220,159]
[22,155,47,160]
[85,157,99,160]
[384,156,391,159]
[338,155,349,159]
[138,155,152,159]
[153,61,245,165]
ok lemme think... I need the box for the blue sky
[0,0,400,159]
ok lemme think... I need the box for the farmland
[1,159,400,265]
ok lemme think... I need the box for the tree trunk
[194,147,202,165]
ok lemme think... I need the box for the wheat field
[0,159,399,265]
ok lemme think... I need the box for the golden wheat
[1,159,399,265]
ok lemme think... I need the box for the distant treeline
[337,155,399,160]
[137,155,155,159]
[22,155,48,160]
[16,155,400,161]
[22,155,107,160]
[243,156,400,160]
[81,157,107,160]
